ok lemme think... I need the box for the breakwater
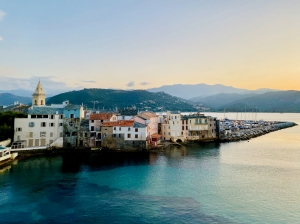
[220,122,297,142]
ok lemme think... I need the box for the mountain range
[0,93,32,106]
[1,84,299,113]
[46,88,195,111]
[195,91,300,112]
[148,83,277,100]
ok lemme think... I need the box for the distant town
[0,81,295,155]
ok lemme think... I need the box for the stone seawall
[219,122,297,142]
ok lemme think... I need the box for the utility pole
[91,101,99,111]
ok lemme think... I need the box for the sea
[0,113,299,224]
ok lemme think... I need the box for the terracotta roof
[151,133,162,138]
[138,112,157,119]
[102,120,134,127]
[90,113,113,120]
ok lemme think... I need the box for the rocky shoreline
[219,122,297,142]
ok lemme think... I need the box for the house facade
[161,111,183,142]
[63,104,85,147]
[101,120,146,150]
[13,107,64,148]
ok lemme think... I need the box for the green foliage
[47,89,195,112]
[0,111,27,141]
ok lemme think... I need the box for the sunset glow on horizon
[0,0,299,92]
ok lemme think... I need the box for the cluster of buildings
[12,81,220,150]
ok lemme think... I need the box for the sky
[0,0,299,94]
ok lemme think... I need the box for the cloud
[0,10,6,21]
[0,36,2,41]
[0,76,82,96]
[81,80,96,83]
[126,81,135,87]
[140,82,151,86]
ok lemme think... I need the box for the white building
[13,108,64,148]
[13,81,65,149]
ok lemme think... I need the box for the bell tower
[32,81,46,106]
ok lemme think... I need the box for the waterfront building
[63,104,85,147]
[185,113,219,141]
[14,107,64,148]
[161,111,183,142]
[101,120,146,150]
[135,112,160,146]
[13,81,65,148]
[89,113,116,147]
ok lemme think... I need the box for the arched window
[41,100,44,105]
[34,100,37,105]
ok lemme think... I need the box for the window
[29,122,34,127]
[29,132,33,137]
[91,120,94,123]
[128,128,131,131]
[135,128,138,132]
[114,127,116,130]
[112,134,116,138]
[135,134,138,138]
[41,100,44,105]
[50,132,53,137]
[70,114,74,118]
[60,132,63,137]
[182,126,184,130]
[37,115,42,118]
[59,123,63,126]
[43,115,48,118]
[40,132,46,137]
[119,134,122,138]
[119,127,121,131]
[49,123,54,127]
[72,132,77,136]
[69,122,74,127]
[85,133,88,137]
[65,132,70,137]
[41,122,46,127]
[60,115,64,119]
[91,126,94,131]
[50,115,54,119]
[127,134,131,138]
[31,115,36,118]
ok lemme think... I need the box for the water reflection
[61,152,153,173]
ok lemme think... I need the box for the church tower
[32,81,46,106]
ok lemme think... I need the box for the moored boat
[0,146,18,165]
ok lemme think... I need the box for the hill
[0,93,31,106]
[47,88,195,111]
[148,83,249,99]
[209,91,300,112]
[194,93,257,109]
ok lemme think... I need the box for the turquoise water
[0,113,299,223]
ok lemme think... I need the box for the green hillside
[216,91,300,112]
[46,89,195,111]
[194,93,257,109]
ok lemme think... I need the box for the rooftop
[65,104,82,110]
[102,120,134,127]
[90,113,113,120]
[28,107,64,115]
